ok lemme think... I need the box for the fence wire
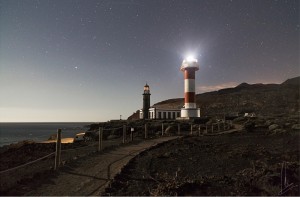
[0,152,55,174]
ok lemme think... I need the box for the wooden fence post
[54,129,62,170]
[123,125,126,143]
[162,123,164,136]
[198,125,201,136]
[145,123,148,139]
[98,127,103,152]
[130,127,134,141]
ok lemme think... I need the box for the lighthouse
[142,83,151,119]
[180,57,201,118]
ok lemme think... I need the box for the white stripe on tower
[184,79,195,92]
[185,103,196,108]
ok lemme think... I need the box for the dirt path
[24,136,179,196]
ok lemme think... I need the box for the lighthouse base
[180,108,200,118]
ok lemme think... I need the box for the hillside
[129,76,299,119]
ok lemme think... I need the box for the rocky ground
[1,116,299,195]
[106,128,300,196]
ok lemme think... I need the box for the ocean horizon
[0,122,96,147]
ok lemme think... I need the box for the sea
[0,122,95,147]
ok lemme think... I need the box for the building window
[173,112,176,119]
[177,112,180,117]
[168,112,171,119]
[158,112,161,119]
[163,112,166,119]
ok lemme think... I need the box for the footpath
[25,136,180,196]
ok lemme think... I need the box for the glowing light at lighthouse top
[180,56,199,71]
[143,83,150,94]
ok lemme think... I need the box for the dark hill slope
[152,76,300,117]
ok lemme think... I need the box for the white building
[139,107,181,120]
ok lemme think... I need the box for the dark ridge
[281,76,300,86]
[153,98,182,106]
[236,82,250,88]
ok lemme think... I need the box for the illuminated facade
[139,107,181,120]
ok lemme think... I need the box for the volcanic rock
[268,124,279,131]
[292,124,300,130]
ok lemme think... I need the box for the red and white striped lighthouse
[180,57,201,118]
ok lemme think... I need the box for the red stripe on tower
[184,69,195,79]
[184,92,195,103]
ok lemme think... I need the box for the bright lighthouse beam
[181,56,199,71]
[186,56,198,62]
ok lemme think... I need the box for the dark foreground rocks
[0,141,90,194]
[106,130,300,196]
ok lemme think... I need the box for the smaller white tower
[180,57,200,118]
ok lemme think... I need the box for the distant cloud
[197,82,238,93]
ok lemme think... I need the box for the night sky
[0,0,299,122]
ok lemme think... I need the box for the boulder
[265,120,273,126]
[284,123,291,128]
[233,117,246,123]
[292,124,300,130]
[268,124,279,131]
[270,129,286,135]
